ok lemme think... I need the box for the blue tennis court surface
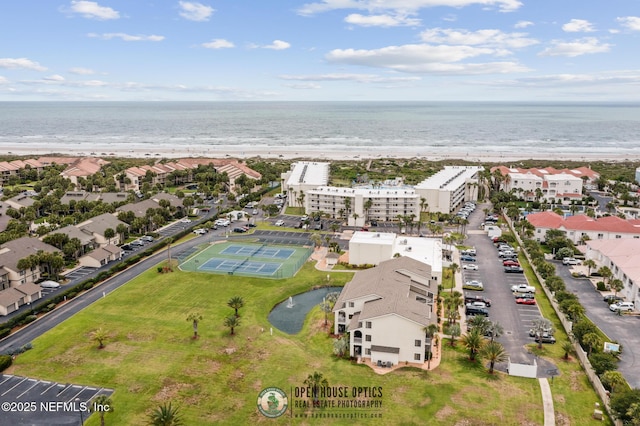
[199,258,281,276]
[221,245,295,260]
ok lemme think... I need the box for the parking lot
[0,374,114,426]
[462,203,557,373]
[248,230,313,246]
[62,266,97,281]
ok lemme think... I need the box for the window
[365,335,371,342]
[365,321,372,329]
[365,348,371,355]
[615,235,621,239]
[414,353,421,361]
[415,340,421,347]
[349,302,354,307]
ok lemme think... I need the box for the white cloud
[67,1,120,20]
[69,67,96,75]
[0,76,8,84]
[202,39,235,49]
[284,83,322,89]
[178,1,214,22]
[539,37,611,57]
[44,75,65,81]
[326,44,530,74]
[562,19,595,33]
[617,16,640,31]
[298,0,523,15]
[514,20,533,29]
[0,58,47,71]
[420,28,538,49]
[263,40,291,50]
[279,73,421,83]
[345,13,421,27]
[88,33,165,42]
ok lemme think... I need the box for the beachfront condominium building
[281,162,330,208]
[584,239,640,307]
[491,166,599,204]
[333,257,438,367]
[304,186,420,227]
[413,166,483,214]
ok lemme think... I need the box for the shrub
[0,355,12,372]
[610,389,640,424]
[158,267,164,273]
[67,291,77,299]
[589,352,618,375]
[23,315,37,325]
[0,328,11,339]
[596,281,607,291]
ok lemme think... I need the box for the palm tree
[601,371,626,393]
[598,266,613,287]
[304,371,329,403]
[561,341,575,360]
[364,198,373,224]
[486,321,504,343]
[147,402,183,426]
[186,312,203,339]
[449,263,459,294]
[531,318,554,349]
[480,341,507,374]
[447,323,461,346]
[582,332,601,356]
[90,328,109,349]
[460,328,484,361]
[227,296,245,317]
[583,259,597,276]
[90,394,114,426]
[224,315,240,335]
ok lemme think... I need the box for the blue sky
[1,0,639,101]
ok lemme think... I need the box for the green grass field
[9,259,610,425]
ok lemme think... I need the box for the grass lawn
[284,206,305,216]
[10,259,610,425]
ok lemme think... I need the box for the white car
[610,302,634,312]
[562,258,580,265]
[193,228,207,235]
[275,220,285,226]
[463,264,479,270]
[252,209,258,215]
[40,280,61,289]
[180,218,191,223]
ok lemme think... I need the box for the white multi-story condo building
[304,186,420,227]
[414,166,483,214]
[281,162,330,208]
[333,257,438,367]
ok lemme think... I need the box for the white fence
[508,358,537,378]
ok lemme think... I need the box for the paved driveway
[463,204,557,376]
[555,262,640,388]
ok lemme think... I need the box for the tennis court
[198,258,282,276]
[220,245,295,260]
[179,242,313,279]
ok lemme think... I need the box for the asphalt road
[555,262,640,388]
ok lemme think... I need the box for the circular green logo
[257,387,288,418]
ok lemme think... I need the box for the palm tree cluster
[462,317,508,373]
[224,296,244,335]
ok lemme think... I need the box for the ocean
[1,102,639,159]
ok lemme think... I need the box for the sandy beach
[3,143,639,163]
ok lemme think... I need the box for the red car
[516,297,536,305]
[503,260,520,267]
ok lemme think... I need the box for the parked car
[463,280,484,291]
[180,218,191,223]
[460,255,476,262]
[603,295,624,304]
[534,334,556,344]
[504,266,524,273]
[121,244,132,251]
[514,292,535,300]
[40,280,61,289]
[610,302,634,312]
[275,220,285,226]
[252,209,259,215]
[130,240,144,247]
[529,325,553,337]
[466,301,488,309]
[462,264,478,270]
[562,257,581,265]
[516,297,536,305]
[370,220,378,226]
[511,284,535,293]
[503,260,520,267]
[465,306,489,317]
[232,227,247,233]
[247,223,257,228]
[142,235,154,242]
[464,295,492,307]
[194,228,207,235]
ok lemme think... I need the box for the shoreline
[2,144,639,163]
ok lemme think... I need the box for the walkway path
[538,378,556,426]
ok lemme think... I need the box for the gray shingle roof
[0,237,61,272]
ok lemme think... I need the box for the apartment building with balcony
[333,257,437,367]
[414,166,482,214]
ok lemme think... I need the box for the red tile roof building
[527,211,640,243]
